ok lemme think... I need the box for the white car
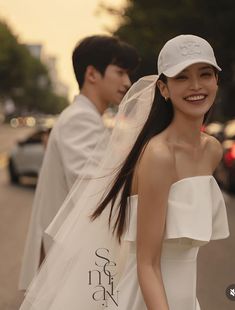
[8,130,48,184]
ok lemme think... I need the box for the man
[19,35,139,290]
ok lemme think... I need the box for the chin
[185,111,210,121]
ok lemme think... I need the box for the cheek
[107,75,120,87]
[206,83,218,102]
[211,84,218,95]
[207,76,218,90]
[166,81,184,99]
[168,89,183,103]
[102,76,116,90]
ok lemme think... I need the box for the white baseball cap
[157,34,221,77]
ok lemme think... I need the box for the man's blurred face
[97,64,131,106]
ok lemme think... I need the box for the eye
[116,69,125,76]
[201,71,213,77]
[175,74,187,80]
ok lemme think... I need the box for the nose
[123,73,131,90]
[189,75,202,91]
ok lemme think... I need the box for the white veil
[20,75,159,310]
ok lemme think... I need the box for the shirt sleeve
[57,108,108,190]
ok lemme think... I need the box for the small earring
[164,97,168,102]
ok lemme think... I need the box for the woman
[20,35,229,310]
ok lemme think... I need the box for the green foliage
[0,20,68,115]
[107,0,235,120]
[0,22,29,95]
[34,92,69,114]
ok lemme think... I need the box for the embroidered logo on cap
[180,41,201,56]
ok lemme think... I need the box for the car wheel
[8,159,19,184]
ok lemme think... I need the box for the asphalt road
[0,124,234,310]
[197,190,235,309]
[0,169,34,310]
[0,124,34,310]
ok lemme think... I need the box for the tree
[105,0,235,120]
[0,21,30,97]
[0,21,68,114]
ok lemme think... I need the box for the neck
[167,112,204,148]
[80,87,108,115]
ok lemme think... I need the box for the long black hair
[91,74,214,242]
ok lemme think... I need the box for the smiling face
[157,63,218,120]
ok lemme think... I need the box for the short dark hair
[72,35,140,88]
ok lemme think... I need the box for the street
[197,191,235,309]
[0,168,33,310]
[0,124,34,310]
[0,124,234,309]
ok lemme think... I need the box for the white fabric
[19,76,159,308]
[19,175,229,309]
[124,175,229,243]
[19,75,230,309]
[19,94,109,290]
[45,75,158,240]
[18,74,229,309]
[18,75,229,310]
[107,175,229,310]
[157,35,221,77]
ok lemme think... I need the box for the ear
[84,65,101,84]
[156,79,169,99]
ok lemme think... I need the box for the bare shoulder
[138,136,176,187]
[203,132,223,168]
[204,133,223,158]
[140,137,175,168]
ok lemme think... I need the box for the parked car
[213,120,235,192]
[8,129,50,184]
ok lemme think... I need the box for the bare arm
[136,141,176,310]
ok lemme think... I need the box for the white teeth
[186,95,205,101]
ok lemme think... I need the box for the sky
[0,0,127,100]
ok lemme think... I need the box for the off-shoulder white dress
[107,175,230,310]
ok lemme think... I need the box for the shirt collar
[73,94,101,115]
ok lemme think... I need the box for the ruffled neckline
[130,175,214,199]
[125,175,229,244]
